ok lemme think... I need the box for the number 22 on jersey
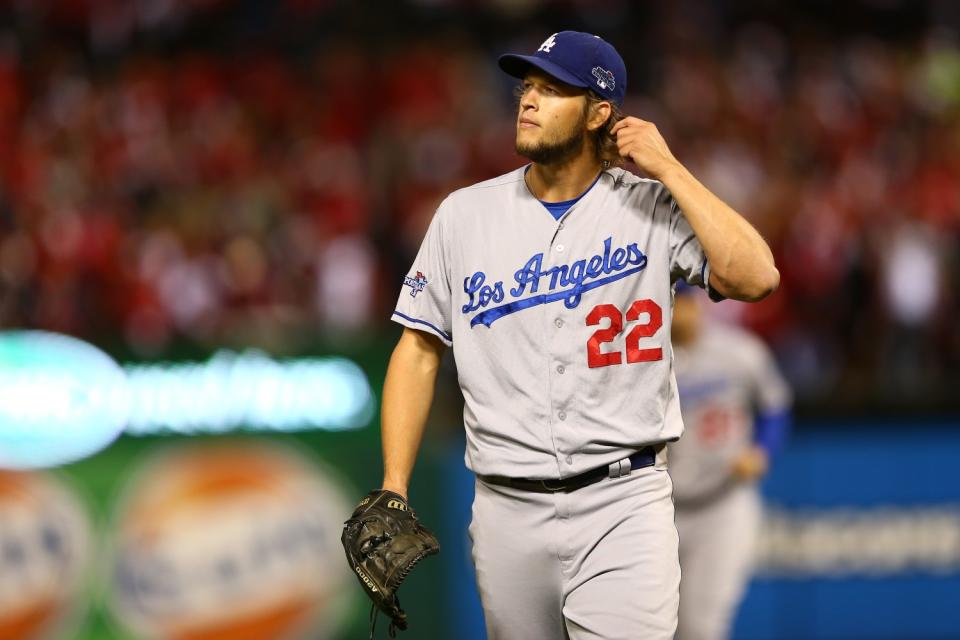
[585,299,663,368]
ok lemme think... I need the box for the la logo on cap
[538,33,557,53]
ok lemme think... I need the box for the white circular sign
[107,441,355,640]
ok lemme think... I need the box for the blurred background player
[669,283,793,640]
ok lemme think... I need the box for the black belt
[479,446,658,494]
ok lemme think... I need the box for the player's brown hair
[586,91,624,169]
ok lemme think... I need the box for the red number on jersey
[625,299,663,363]
[585,304,623,368]
[698,407,733,446]
[585,299,663,369]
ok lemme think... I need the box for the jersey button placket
[545,227,573,472]
[550,213,574,567]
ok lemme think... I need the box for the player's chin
[515,134,543,159]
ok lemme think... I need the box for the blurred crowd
[0,0,958,411]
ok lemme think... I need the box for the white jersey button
[556,365,565,374]
[558,410,567,421]
[565,455,573,464]
[555,244,564,252]
[555,318,564,328]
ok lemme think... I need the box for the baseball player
[669,286,792,640]
[380,31,779,639]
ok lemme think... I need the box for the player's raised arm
[611,117,779,302]
[380,327,447,499]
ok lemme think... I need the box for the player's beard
[515,107,588,166]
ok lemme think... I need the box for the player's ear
[586,99,612,132]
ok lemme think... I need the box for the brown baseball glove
[341,490,440,638]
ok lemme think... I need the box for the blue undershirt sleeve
[754,409,792,457]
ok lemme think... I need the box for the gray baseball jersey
[392,166,712,478]
[669,324,792,504]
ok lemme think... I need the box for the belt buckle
[608,458,632,479]
[539,478,566,492]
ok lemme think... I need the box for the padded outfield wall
[3,331,958,639]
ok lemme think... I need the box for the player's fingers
[617,130,643,147]
[615,130,642,148]
[614,125,638,142]
[610,116,643,134]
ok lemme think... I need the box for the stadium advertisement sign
[0,330,374,469]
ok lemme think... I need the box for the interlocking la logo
[538,33,558,53]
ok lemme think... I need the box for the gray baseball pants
[468,451,679,640]
[675,485,761,640]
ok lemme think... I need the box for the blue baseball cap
[499,31,627,106]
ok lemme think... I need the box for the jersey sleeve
[743,332,793,455]
[391,201,454,346]
[663,187,724,301]
[748,338,792,415]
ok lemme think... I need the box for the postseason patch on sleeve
[403,271,428,297]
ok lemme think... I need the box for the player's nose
[519,88,539,110]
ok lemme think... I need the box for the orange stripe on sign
[171,597,317,640]
[0,598,60,640]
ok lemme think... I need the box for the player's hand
[730,446,769,482]
[611,117,680,180]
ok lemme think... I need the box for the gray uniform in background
[394,165,713,639]
[670,325,792,640]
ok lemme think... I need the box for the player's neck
[525,153,603,203]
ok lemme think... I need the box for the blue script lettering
[463,237,649,327]
[548,264,567,290]
[586,254,604,279]
[510,254,543,297]
[610,247,627,270]
[462,272,505,313]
